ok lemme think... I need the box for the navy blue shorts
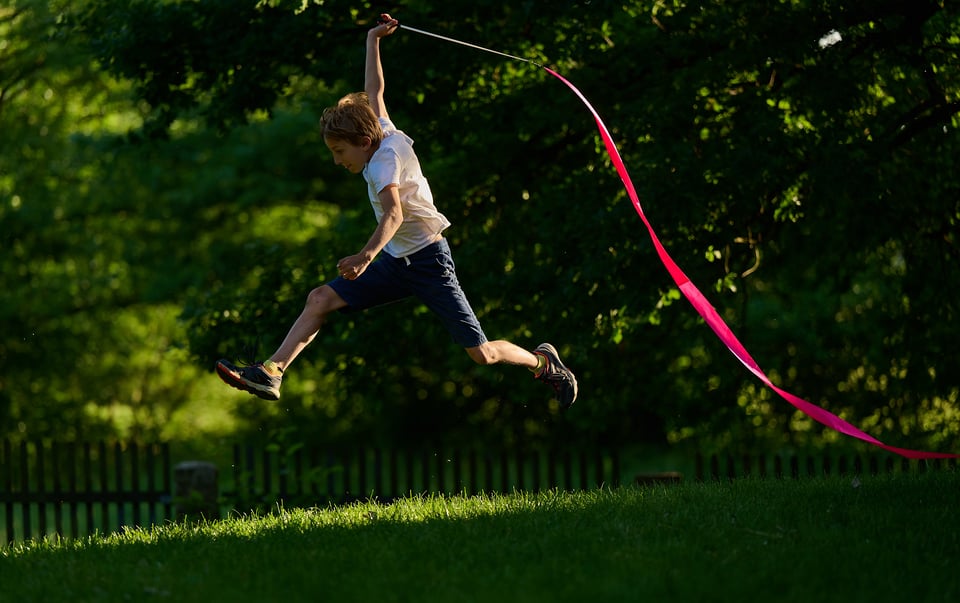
[328,238,488,348]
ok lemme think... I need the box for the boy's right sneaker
[215,359,282,401]
[532,343,578,409]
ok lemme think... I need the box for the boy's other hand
[337,254,371,280]
[371,13,398,37]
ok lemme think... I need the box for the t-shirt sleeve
[366,146,402,194]
[379,116,396,134]
[365,116,403,193]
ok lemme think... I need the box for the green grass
[2,471,958,603]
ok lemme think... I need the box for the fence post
[174,461,219,521]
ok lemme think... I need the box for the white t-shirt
[363,117,451,258]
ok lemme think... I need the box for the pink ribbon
[544,67,957,460]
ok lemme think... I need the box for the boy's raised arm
[365,14,398,120]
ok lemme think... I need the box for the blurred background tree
[1,0,957,457]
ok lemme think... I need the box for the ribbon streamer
[398,23,958,460]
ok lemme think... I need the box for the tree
[1,0,344,442]
[4,0,957,455]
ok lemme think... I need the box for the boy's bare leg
[468,341,579,408]
[269,285,348,371]
[466,341,538,369]
[215,285,348,400]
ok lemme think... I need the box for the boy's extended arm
[365,15,398,119]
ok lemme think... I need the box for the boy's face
[324,135,373,174]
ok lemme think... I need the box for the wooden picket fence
[5,439,954,545]
[694,452,957,481]
[227,443,621,512]
[0,440,173,545]
[0,440,621,544]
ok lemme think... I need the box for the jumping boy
[215,14,577,408]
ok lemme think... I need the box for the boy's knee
[305,285,339,315]
[466,344,495,366]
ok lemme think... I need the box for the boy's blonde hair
[320,92,383,146]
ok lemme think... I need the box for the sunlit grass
[3,471,958,603]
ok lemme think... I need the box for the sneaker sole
[215,361,281,401]
[565,375,579,408]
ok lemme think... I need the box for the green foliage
[1,0,958,454]
[3,473,960,602]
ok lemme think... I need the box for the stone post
[174,461,219,521]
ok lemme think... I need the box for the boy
[215,14,577,408]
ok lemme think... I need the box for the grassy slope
[2,471,958,603]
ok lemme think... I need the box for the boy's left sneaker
[532,343,578,409]
[215,359,282,400]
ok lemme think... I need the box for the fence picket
[19,442,29,540]
[3,440,12,540]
